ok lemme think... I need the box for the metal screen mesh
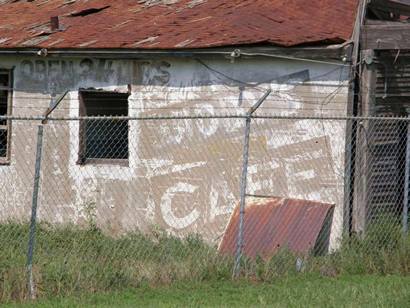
[1,115,409,301]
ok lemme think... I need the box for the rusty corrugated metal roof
[0,0,359,50]
[219,197,334,259]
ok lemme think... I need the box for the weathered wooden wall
[354,50,410,232]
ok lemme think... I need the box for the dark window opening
[0,70,11,161]
[79,91,129,164]
[0,129,7,158]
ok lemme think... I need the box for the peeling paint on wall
[0,56,349,249]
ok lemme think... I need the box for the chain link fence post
[233,115,251,278]
[233,90,271,278]
[403,122,410,235]
[26,124,44,300]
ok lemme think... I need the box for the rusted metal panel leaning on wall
[219,197,335,259]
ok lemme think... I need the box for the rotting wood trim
[368,0,410,17]
[366,20,410,25]
[365,24,410,29]
[361,24,410,49]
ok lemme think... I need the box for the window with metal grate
[78,90,129,165]
[0,69,12,164]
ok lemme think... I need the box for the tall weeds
[1,223,409,303]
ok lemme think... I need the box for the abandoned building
[0,0,408,254]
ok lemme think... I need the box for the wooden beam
[353,50,377,234]
[361,23,410,49]
[366,19,410,25]
[368,0,410,17]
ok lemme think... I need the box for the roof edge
[0,44,352,63]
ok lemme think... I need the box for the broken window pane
[79,91,129,162]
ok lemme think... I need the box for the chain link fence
[1,114,409,301]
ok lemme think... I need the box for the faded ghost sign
[18,59,118,93]
[16,58,172,93]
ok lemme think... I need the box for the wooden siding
[356,50,409,230]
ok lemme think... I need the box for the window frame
[77,89,129,166]
[0,68,13,165]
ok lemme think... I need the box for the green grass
[6,275,410,307]
[1,222,410,304]
[0,223,233,303]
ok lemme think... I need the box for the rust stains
[219,197,334,259]
[0,0,359,49]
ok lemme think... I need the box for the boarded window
[79,91,129,164]
[0,69,12,162]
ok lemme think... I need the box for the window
[0,69,12,163]
[78,90,129,165]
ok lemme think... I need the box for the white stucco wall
[0,55,350,250]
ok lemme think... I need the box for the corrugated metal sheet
[0,0,359,49]
[219,197,334,259]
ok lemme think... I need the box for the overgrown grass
[8,275,410,307]
[0,223,232,303]
[1,222,409,304]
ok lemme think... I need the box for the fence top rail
[2,114,410,121]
